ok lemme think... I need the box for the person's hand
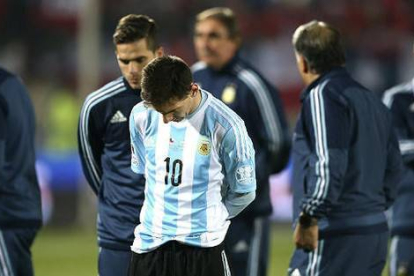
[293,215,318,251]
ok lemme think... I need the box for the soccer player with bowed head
[128,55,256,276]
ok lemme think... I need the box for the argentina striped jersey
[129,90,256,253]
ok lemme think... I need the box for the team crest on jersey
[222,83,237,104]
[197,136,211,156]
[235,165,254,184]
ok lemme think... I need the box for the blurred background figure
[192,7,291,276]
[382,43,414,276]
[78,14,163,276]
[0,67,42,276]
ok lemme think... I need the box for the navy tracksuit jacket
[292,67,402,238]
[78,77,145,250]
[0,67,41,229]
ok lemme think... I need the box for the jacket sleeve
[240,76,291,175]
[383,127,402,209]
[300,84,351,218]
[0,95,7,181]
[78,97,105,195]
[387,95,414,168]
[382,94,406,208]
[221,121,256,218]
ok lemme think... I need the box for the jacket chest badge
[197,136,211,156]
[221,84,237,104]
[110,110,127,123]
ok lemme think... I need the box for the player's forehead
[115,39,153,58]
[152,97,187,115]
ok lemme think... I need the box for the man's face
[116,39,162,89]
[194,19,238,70]
[153,95,193,124]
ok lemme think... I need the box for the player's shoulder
[382,80,414,108]
[83,77,126,107]
[0,67,15,84]
[131,101,148,115]
[232,59,275,94]
[191,61,208,74]
[206,91,245,130]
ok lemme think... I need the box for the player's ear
[295,52,308,74]
[155,47,164,58]
[190,83,199,97]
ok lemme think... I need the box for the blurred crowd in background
[1,0,414,227]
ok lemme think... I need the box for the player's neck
[188,89,202,115]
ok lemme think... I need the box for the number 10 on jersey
[164,157,183,186]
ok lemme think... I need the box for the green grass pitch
[32,223,388,275]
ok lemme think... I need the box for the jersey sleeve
[77,97,105,195]
[129,108,145,174]
[221,122,256,193]
[220,121,256,218]
[300,84,351,218]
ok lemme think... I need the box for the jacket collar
[300,66,347,101]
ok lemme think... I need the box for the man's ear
[190,83,199,97]
[155,47,164,58]
[297,54,309,74]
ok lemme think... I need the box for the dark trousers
[128,241,232,276]
[225,216,270,276]
[0,228,39,276]
[389,235,414,276]
[99,247,131,276]
[289,232,388,276]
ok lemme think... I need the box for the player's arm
[129,106,146,174]
[77,98,104,195]
[294,86,350,251]
[383,93,414,169]
[300,85,351,219]
[0,95,7,182]
[221,122,256,219]
[383,126,402,209]
[382,95,404,208]
[241,77,291,174]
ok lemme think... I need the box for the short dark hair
[293,20,346,74]
[195,7,240,40]
[113,14,158,51]
[141,56,193,107]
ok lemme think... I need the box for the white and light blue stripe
[306,240,324,276]
[306,81,330,215]
[0,231,14,276]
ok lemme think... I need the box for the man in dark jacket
[288,20,402,276]
[192,7,291,276]
[0,67,42,276]
[383,67,414,276]
[78,14,163,276]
